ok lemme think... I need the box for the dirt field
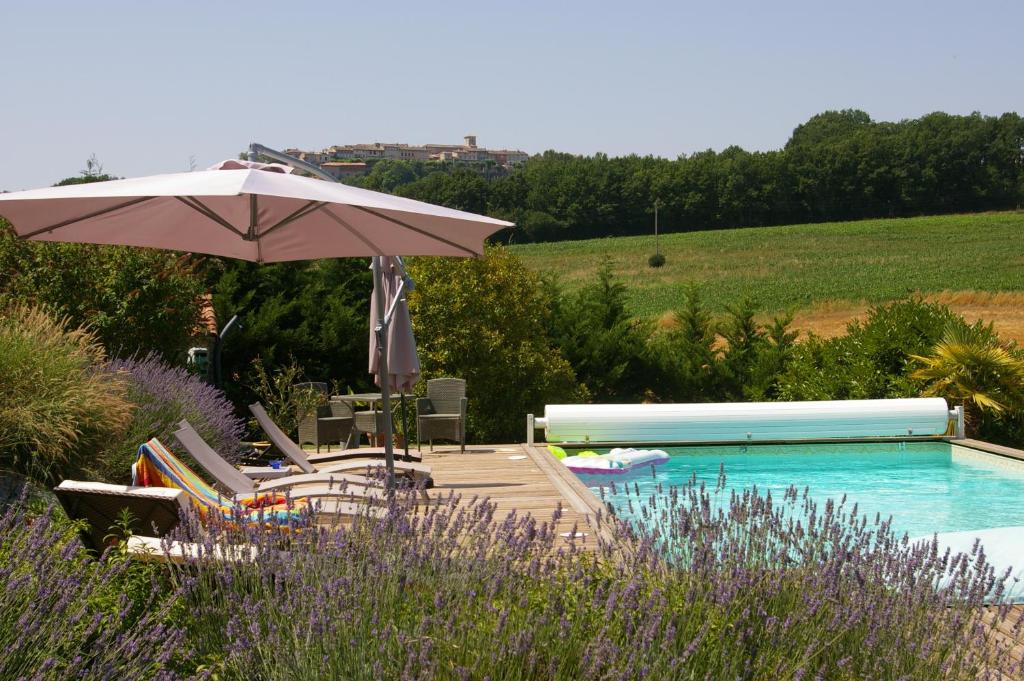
[789,291,1024,345]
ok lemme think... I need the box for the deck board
[420,443,609,550]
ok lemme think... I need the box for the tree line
[350,109,1024,242]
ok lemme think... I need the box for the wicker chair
[351,408,387,448]
[416,378,467,453]
[295,383,352,452]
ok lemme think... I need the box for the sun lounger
[124,534,262,564]
[134,436,384,526]
[248,403,432,487]
[55,478,376,565]
[54,480,186,552]
[172,422,386,501]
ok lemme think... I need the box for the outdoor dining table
[331,393,410,457]
[331,392,401,407]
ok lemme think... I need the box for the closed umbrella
[369,255,419,393]
[0,151,512,489]
[369,254,419,460]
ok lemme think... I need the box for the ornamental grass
[0,303,131,484]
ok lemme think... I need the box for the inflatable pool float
[561,447,669,475]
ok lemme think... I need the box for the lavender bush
[163,476,1023,680]
[91,354,246,484]
[0,502,183,680]
[4,471,1021,678]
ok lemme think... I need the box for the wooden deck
[419,443,612,549]
[982,605,1024,671]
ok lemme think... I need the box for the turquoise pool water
[581,442,1024,538]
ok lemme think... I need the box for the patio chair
[352,408,387,447]
[294,382,352,452]
[171,421,386,501]
[416,378,467,453]
[55,481,236,563]
[251,401,422,464]
[58,477,376,564]
[297,401,353,453]
[249,403,432,489]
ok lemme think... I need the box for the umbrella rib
[321,207,385,253]
[18,196,157,239]
[259,200,328,239]
[350,205,478,256]
[174,196,247,238]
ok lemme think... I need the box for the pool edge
[952,438,1024,463]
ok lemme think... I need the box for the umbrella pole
[401,393,410,462]
[372,256,397,494]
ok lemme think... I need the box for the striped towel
[132,437,308,525]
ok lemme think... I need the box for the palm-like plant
[910,323,1024,437]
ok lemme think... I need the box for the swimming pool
[580,441,1024,539]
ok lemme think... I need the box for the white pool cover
[538,398,951,444]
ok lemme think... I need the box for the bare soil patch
[790,291,1024,345]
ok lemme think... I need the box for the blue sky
[1,0,1021,190]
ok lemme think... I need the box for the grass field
[510,211,1024,341]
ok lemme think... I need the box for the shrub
[4,477,1018,678]
[652,286,720,401]
[651,290,796,402]
[778,298,965,401]
[716,300,797,400]
[911,322,1024,437]
[210,257,373,409]
[0,503,183,679]
[0,304,131,483]
[246,356,324,440]
[647,252,666,268]
[406,246,585,442]
[0,220,206,363]
[549,263,657,402]
[90,354,246,484]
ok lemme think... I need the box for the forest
[349,109,1024,242]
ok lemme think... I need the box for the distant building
[321,162,369,180]
[296,136,529,172]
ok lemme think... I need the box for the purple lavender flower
[92,353,246,482]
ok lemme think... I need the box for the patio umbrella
[0,158,512,489]
[369,256,419,394]
[0,162,508,261]
[368,254,419,461]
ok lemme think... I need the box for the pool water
[581,442,1024,538]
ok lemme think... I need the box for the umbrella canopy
[0,163,512,261]
[0,160,512,489]
[369,256,419,393]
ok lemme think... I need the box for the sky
[1,0,1022,190]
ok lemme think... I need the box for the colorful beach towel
[132,438,309,525]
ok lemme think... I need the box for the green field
[510,212,1024,317]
